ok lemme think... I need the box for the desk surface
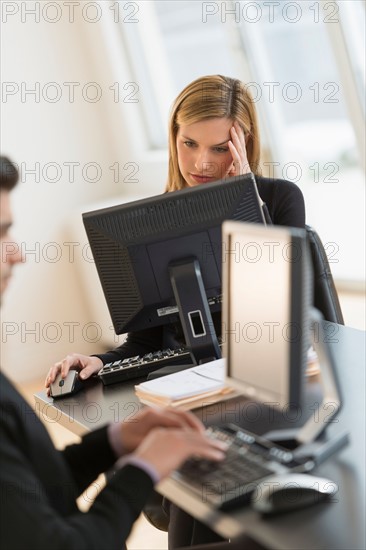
[34,323,366,549]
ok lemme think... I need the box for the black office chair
[306,225,344,325]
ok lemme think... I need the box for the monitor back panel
[222,221,310,410]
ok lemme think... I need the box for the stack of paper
[135,359,236,410]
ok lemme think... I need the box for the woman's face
[176,118,238,187]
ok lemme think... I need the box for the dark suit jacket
[0,372,154,550]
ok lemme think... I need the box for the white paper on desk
[135,358,226,400]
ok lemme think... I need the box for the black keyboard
[173,424,311,510]
[98,347,194,385]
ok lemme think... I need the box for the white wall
[1,5,166,382]
[1,3,364,383]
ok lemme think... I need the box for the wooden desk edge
[157,477,248,540]
[34,393,89,437]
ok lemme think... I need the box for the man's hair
[0,156,19,191]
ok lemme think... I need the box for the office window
[118,0,365,284]
[120,1,252,148]
[338,0,365,117]
[233,0,365,283]
[237,0,361,170]
[153,1,240,93]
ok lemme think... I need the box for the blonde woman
[46,74,305,386]
[46,76,305,548]
[166,74,260,190]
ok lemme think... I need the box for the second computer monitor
[222,221,312,410]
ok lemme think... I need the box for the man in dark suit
[0,156,227,550]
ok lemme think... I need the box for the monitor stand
[264,309,349,465]
[169,258,221,363]
[147,258,221,381]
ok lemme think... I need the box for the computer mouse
[251,473,338,515]
[50,371,84,399]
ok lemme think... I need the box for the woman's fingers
[228,121,250,175]
[45,354,103,387]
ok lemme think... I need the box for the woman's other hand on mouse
[45,353,103,396]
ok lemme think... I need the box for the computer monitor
[83,174,266,364]
[222,221,312,410]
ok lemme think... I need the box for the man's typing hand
[119,407,205,452]
[133,427,227,480]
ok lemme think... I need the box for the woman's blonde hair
[166,75,261,192]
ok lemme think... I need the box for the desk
[35,323,366,549]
